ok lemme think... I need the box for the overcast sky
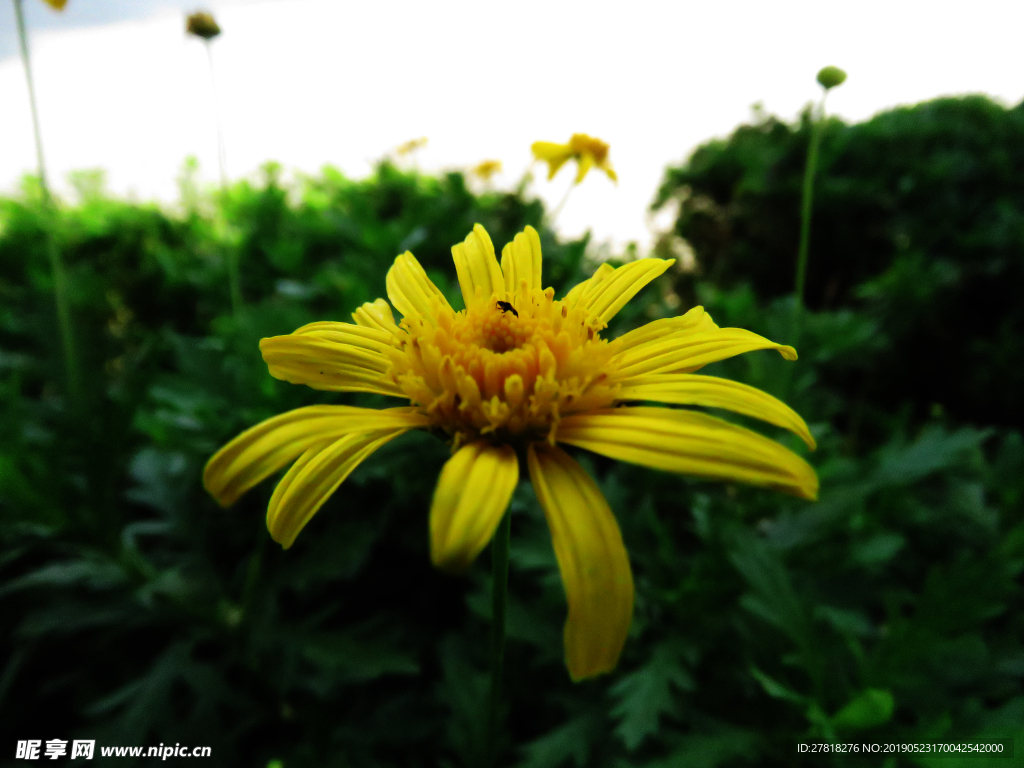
[2,0,1022,249]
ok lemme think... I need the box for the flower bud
[472,160,502,181]
[41,0,68,10]
[396,137,428,155]
[816,66,847,90]
[186,12,221,40]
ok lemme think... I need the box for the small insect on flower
[496,300,518,317]
[204,224,818,681]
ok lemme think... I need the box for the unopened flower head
[204,225,817,681]
[816,65,847,90]
[40,0,68,10]
[532,133,617,185]
[472,160,503,181]
[186,11,221,40]
[396,137,428,156]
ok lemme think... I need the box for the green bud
[816,66,847,90]
[186,11,221,40]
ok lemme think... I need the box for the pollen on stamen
[387,288,621,445]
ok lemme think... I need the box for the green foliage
[1,126,1022,768]
[654,96,1024,431]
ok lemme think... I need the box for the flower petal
[557,406,818,500]
[386,250,454,324]
[531,141,572,161]
[289,321,394,346]
[527,442,634,681]
[613,306,717,352]
[562,262,615,306]
[267,429,408,548]
[452,224,505,310]
[601,163,618,183]
[531,141,573,179]
[259,324,404,396]
[612,328,797,378]
[352,298,402,338]
[571,259,675,326]
[574,153,595,184]
[500,225,544,299]
[616,374,816,449]
[429,441,519,573]
[203,406,428,506]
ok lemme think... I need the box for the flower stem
[204,41,228,190]
[548,181,575,224]
[792,95,827,345]
[203,38,241,316]
[14,0,80,401]
[486,509,511,766]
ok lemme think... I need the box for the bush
[654,96,1024,431]
[1,149,1021,767]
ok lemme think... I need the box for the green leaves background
[2,97,1023,767]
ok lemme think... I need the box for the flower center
[386,288,620,446]
[479,303,531,352]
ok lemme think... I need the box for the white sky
[2,0,1023,250]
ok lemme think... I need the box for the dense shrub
[1,146,1021,767]
[654,96,1024,431]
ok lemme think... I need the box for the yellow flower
[472,160,503,181]
[204,224,817,680]
[532,134,618,185]
[396,137,428,156]
[185,11,221,40]
[41,0,67,10]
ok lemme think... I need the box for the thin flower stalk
[487,509,511,765]
[793,66,846,343]
[186,11,240,315]
[13,0,79,400]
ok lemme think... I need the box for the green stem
[202,40,241,316]
[486,509,511,767]
[14,0,80,400]
[792,95,827,345]
[204,41,228,190]
[548,181,575,224]
[226,246,243,317]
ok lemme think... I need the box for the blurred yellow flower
[40,0,67,10]
[472,160,503,181]
[396,137,428,156]
[186,11,221,40]
[532,133,618,185]
[204,224,817,680]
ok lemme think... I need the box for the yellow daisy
[472,160,503,181]
[203,224,817,680]
[41,0,67,9]
[532,134,618,185]
[396,137,428,156]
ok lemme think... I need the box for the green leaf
[831,689,895,730]
[730,534,812,652]
[610,642,694,750]
[299,625,419,683]
[749,666,806,705]
[0,559,128,596]
[650,725,759,768]
[872,427,991,488]
[517,711,602,768]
